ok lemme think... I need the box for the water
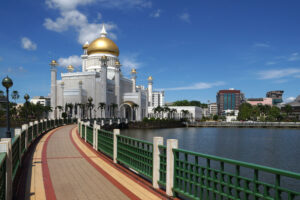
[121,127,300,173]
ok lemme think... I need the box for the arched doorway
[119,101,135,121]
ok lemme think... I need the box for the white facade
[50,25,153,121]
[30,96,50,106]
[208,103,218,116]
[148,106,202,121]
[152,91,165,107]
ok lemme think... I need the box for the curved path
[17,125,166,200]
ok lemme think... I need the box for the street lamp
[2,76,13,138]
[24,94,30,123]
[88,97,93,120]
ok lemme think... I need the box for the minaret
[50,60,58,119]
[100,55,108,116]
[131,68,137,93]
[148,76,153,107]
[115,60,121,116]
[82,41,89,72]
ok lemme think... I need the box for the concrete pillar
[85,122,89,142]
[29,122,34,143]
[166,139,178,196]
[50,62,57,119]
[40,120,43,134]
[101,119,104,126]
[113,129,120,164]
[0,139,12,200]
[95,125,100,150]
[109,119,112,125]
[93,121,97,150]
[14,129,22,167]
[153,137,163,189]
[34,121,38,139]
[22,124,28,150]
[80,122,83,138]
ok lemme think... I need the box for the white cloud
[1,66,26,75]
[179,12,190,23]
[150,9,161,18]
[21,37,37,50]
[253,43,270,48]
[258,68,300,79]
[58,55,82,68]
[288,52,300,61]
[45,0,95,10]
[162,81,225,91]
[120,54,141,74]
[285,97,296,103]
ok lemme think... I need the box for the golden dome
[131,68,137,74]
[67,65,74,72]
[148,76,153,81]
[87,37,119,56]
[50,60,58,66]
[82,42,89,49]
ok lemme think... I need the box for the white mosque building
[50,25,159,121]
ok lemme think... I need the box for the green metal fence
[12,136,20,181]
[97,129,113,158]
[81,124,85,139]
[27,126,32,144]
[33,124,37,139]
[21,130,26,154]
[172,148,300,200]
[158,145,167,186]
[86,126,93,145]
[117,135,153,179]
[38,122,42,134]
[0,153,6,200]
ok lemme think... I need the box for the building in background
[30,96,51,106]
[266,90,284,105]
[147,76,165,114]
[208,103,218,116]
[286,95,300,120]
[217,88,244,115]
[148,106,202,121]
[246,98,273,106]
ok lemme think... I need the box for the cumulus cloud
[120,54,141,74]
[58,55,82,68]
[179,12,190,23]
[21,37,37,50]
[285,97,296,103]
[162,81,225,91]
[150,9,161,18]
[253,43,270,48]
[257,68,300,79]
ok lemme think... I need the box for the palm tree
[110,103,118,118]
[98,102,106,118]
[11,90,19,103]
[181,110,189,119]
[44,105,53,118]
[170,108,177,119]
[87,97,94,119]
[163,106,171,118]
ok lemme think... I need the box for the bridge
[0,119,299,200]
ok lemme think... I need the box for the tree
[163,106,170,118]
[98,102,106,118]
[213,115,219,121]
[267,106,281,121]
[181,110,189,118]
[282,104,293,118]
[11,90,19,103]
[237,103,253,121]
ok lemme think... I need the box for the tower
[131,68,137,93]
[115,60,121,117]
[50,60,58,119]
[82,42,89,72]
[148,76,153,107]
[100,55,108,116]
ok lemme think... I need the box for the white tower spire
[100,24,107,37]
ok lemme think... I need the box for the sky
[0,0,300,104]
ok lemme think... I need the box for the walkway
[16,125,166,200]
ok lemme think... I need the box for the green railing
[12,136,20,180]
[158,145,167,186]
[81,124,85,139]
[43,121,46,132]
[0,153,6,200]
[38,122,42,134]
[33,124,37,139]
[117,134,153,179]
[20,130,26,154]
[86,126,93,145]
[172,148,300,200]
[27,126,32,144]
[97,129,113,158]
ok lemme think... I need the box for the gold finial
[101,55,108,60]
[67,65,74,72]
[115,60,121,67]
[148,76,153,81]
[82,42,89,49]
[50,60,58,66]
[131,68,137,74]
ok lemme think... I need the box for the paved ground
[17,125,165,200]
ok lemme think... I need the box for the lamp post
[24,94,30,123]
[88,97,93,120]
[2,76,13,138]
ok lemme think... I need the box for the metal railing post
[166,139,178,196]
[93,121,97,149]
[29,122,33,144]
[0,139,12,200]
[22,124,28,151]
[14,129,22,166]
[113,129,120,164]
[153,137,163,189]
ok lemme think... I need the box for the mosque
[49,25,159,121]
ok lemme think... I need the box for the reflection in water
[121,127,300,173]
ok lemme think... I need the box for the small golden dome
[131,68,137,74]
[82,42,89,49]
[115,60,121,66]
[148,76,153,81]
[50,60,58,66]
[87,37,119,56]
[67,65,74,72]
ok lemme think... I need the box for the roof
[288,95,300,106]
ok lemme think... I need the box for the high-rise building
[266,90,284,105]
[152,91,165,107]
[217,88,244,115]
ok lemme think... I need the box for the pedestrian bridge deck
[16,125,166,200]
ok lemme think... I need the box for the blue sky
[0,0,300,103]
